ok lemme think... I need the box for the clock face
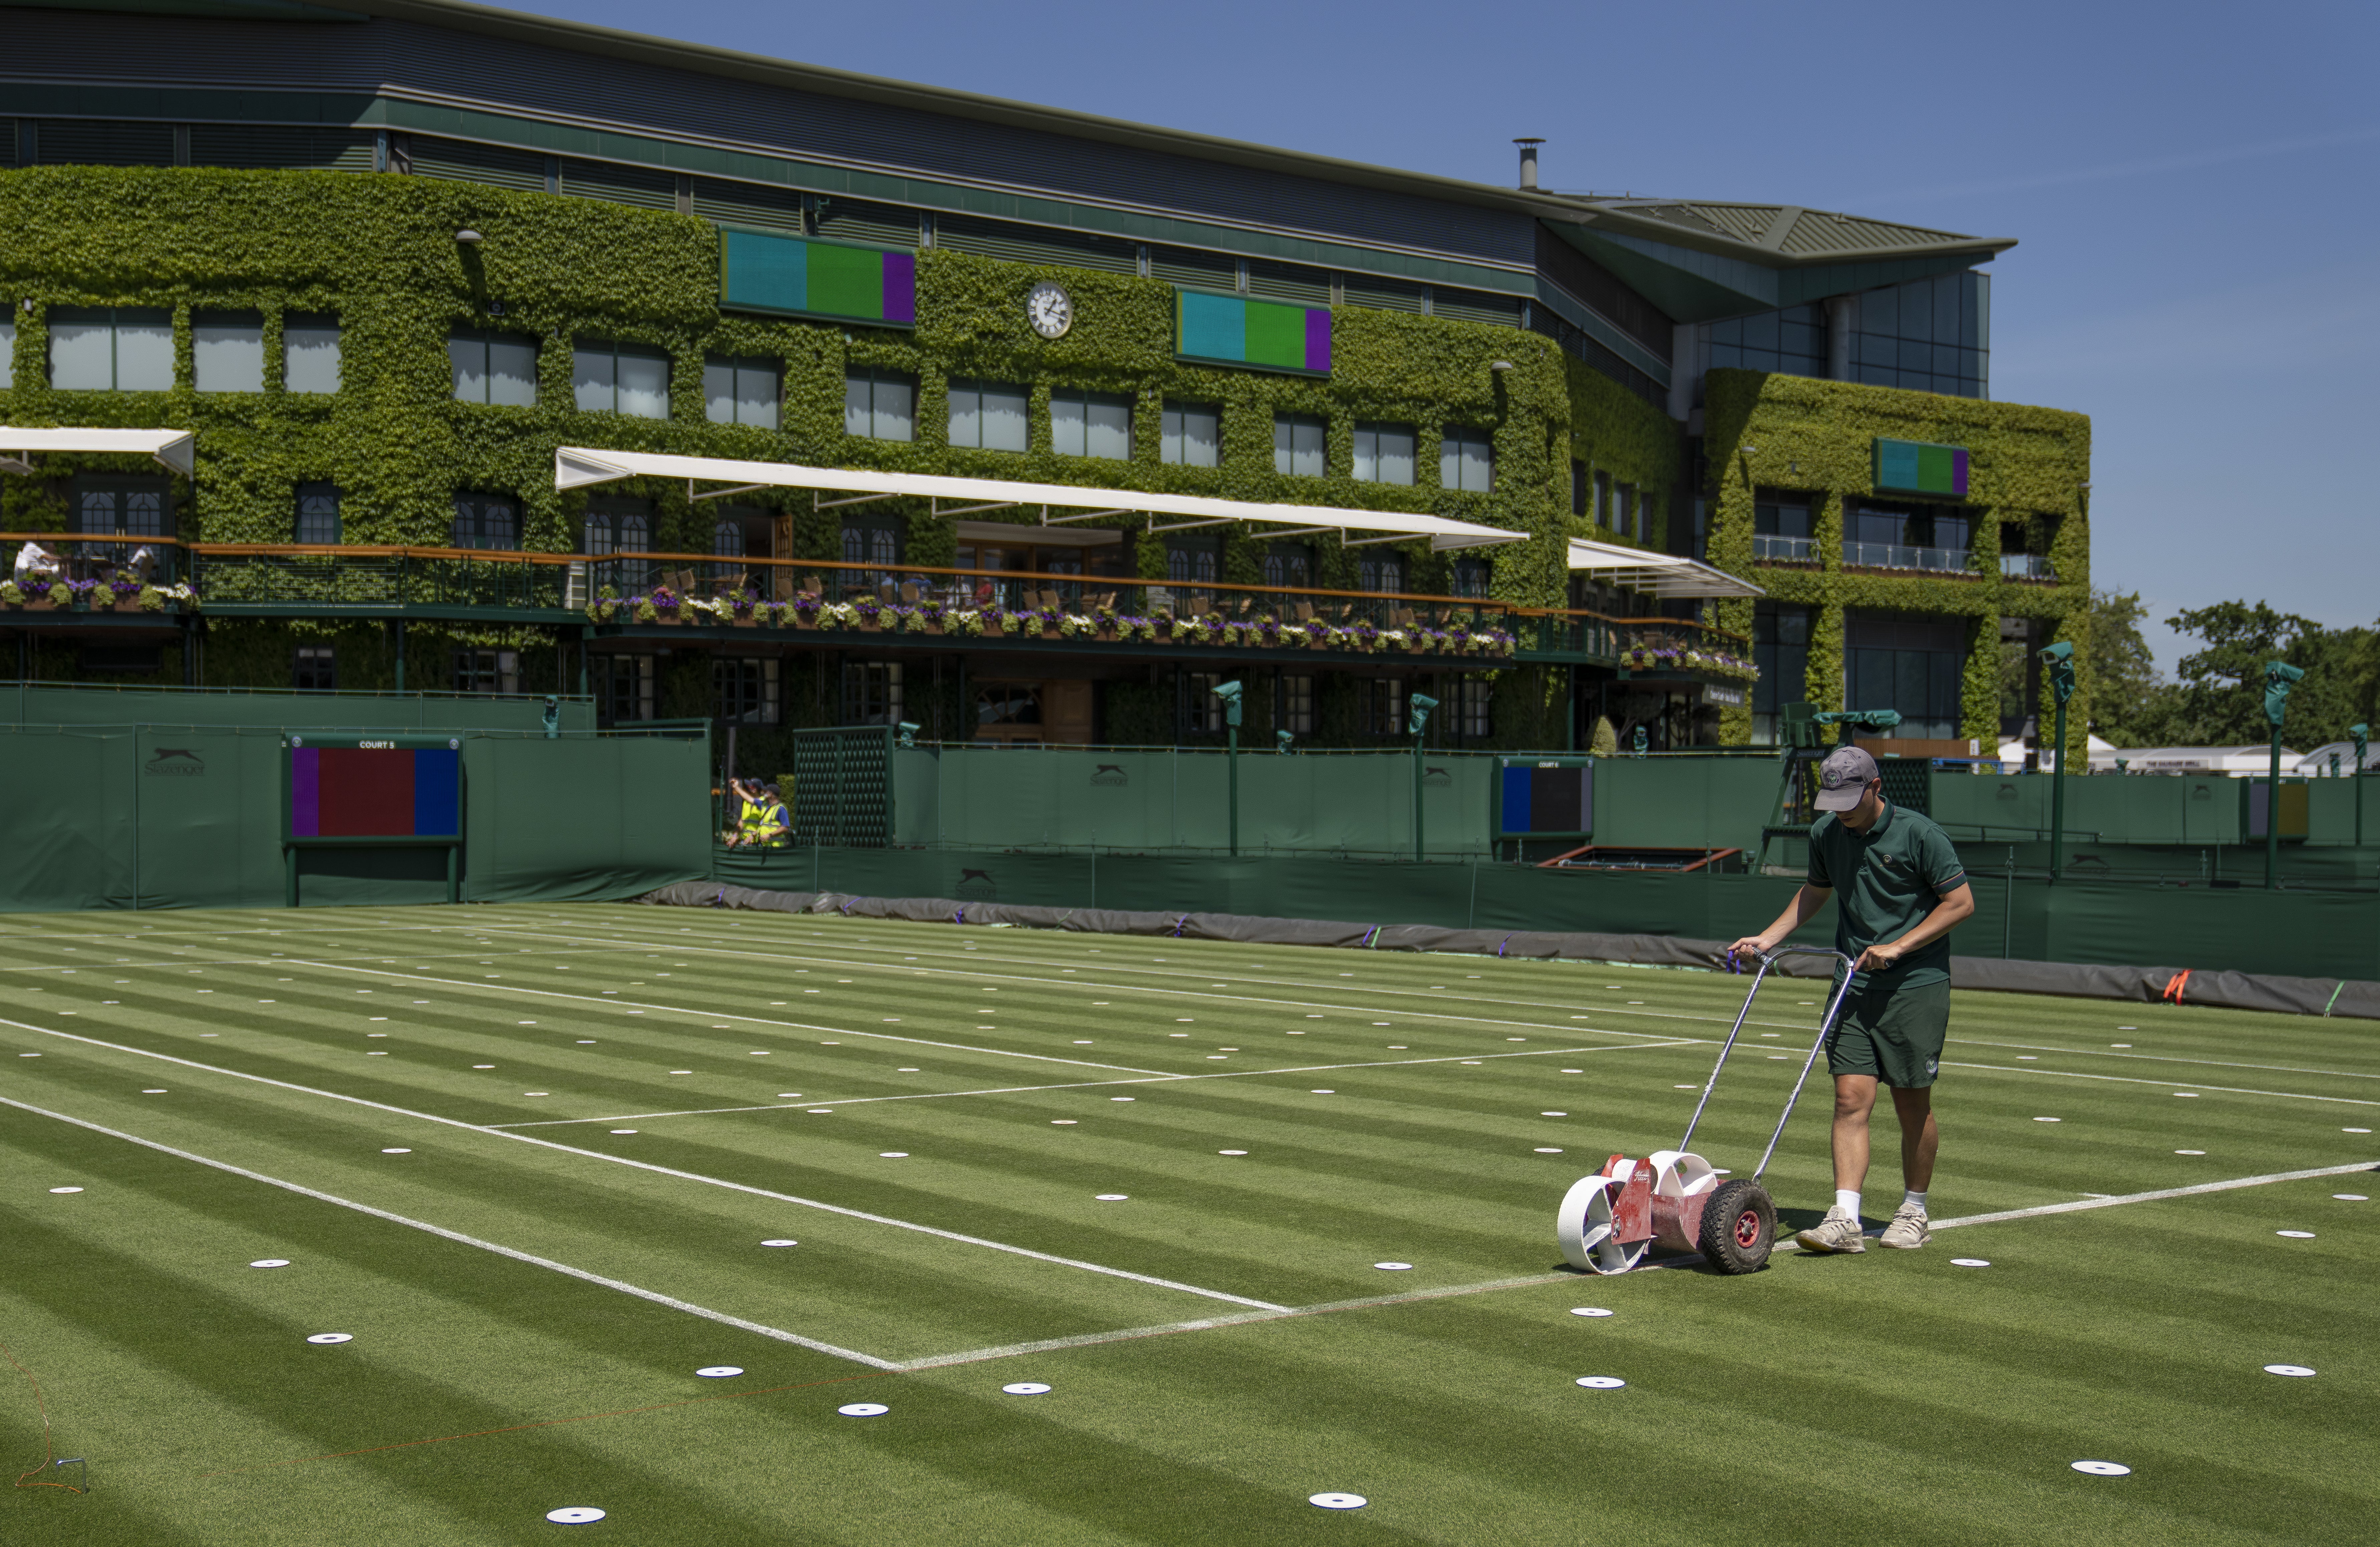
[1027,282,1073,339]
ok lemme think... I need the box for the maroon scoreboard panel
[285,736,463,843]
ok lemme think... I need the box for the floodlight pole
[2353,724,2369,847]
[2039,643,2076,884]
[1409,693,1439,862]
[1227,718,1239,857]
[2263,662,2305,890]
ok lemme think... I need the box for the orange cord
[4,1340,82,1493]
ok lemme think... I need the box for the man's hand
[1726,936,1775,965]
[1854,940,1905,973]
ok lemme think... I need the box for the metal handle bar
[1674,945,1861,1176]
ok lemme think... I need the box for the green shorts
[1826,977,1950,1088]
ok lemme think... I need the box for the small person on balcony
[13,540,59,586]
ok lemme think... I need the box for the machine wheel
[1697,1179,1775,1275]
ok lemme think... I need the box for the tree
[2154,602,2373,747]
[2079,588,2173,746]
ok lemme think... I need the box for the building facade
[0,0,2090,766]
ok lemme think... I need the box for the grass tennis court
[3,903,2372,1544]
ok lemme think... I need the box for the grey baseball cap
[1814,746,1880,811]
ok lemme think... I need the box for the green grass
[1,903,2372,1545]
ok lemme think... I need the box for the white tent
[2294,741,2378,776]
[2077,744,2300,777]
[1998,732,2119,773]
[1565,536,1764,599]
[554,447,1528,552]
[0,426,195,476]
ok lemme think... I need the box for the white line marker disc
[306,1333,352,1344]
[2264,1364,2316,1377]
[2071,1461,2130,1477]
[838,1402,888,1417]
[777,1094,801,1099]
[1541,1111,1568,1117]
[1218,1149,1246,1155]
[2346,1127,2373,1134]
[47,1187,82,1194]
[808,1110,832,1115]
[610,1130,637,1135]
[250,1259,290,1269]
[1308,1494,1367,1510]
[382,1148,411,1154]
[695,1366,743,1378]
[1095,1194,1128,1201]
[2173,1091,2198,1097]
[1373,1262,1412,1271]
[1002,1382,1051,1395]
[760,1239,797,1247]
[2175,1149,2204,1155]
[2276,1230,2316,1239]
[1311,1089,1335,1094]
[1052,1120,1077,1125]
[1110,1096,1134,1102]
[2334,1194,2368,1201]
[546,1507,606,1524]
[1575,1376,1626,1389]
[1569,1308,1614,1318]
[2033,1117,2061,1123]
[879,1152,908,1159]
[1950,1258,1991,1268]
[142,1089,167,1094]
[1534,1148,1564,1154]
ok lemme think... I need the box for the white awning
[1567,537,1764,598]
[555,447,1528,551]
[0,427,195,476]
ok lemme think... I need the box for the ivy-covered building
[0,0,2090,764]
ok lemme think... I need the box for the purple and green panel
[719,229,916,327]
[1176,290,1331,374]
[1873,438,1969,497]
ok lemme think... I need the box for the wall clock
[1027,281,1073,339]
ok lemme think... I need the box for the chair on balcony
[772,571,796,602]
[899,582,921,605]
[1293,601,1315,622]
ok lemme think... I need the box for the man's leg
[1830,1073,1881,1195]
[1890,1084,1938,1193]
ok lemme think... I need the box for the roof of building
[1564,200,2013,268]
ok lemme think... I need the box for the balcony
[1751,533,1817,563]
[1999,553,2057,581]
[1842,542,1972,574]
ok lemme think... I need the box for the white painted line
[0,1093,897,1369]
[1948,1038,2380,1084]
[1943,1061,2380,1108]
[0,1018,1285,1314]
[1928,1162,2380,1230]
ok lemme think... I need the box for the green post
[2354,725,2369,847]
[2039,642,2076,884]
[1211,682,1243,857]
[2262,662,2305,890]
[1409,693,1438,861]
[393,618,406,695]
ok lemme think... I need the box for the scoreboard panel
[1496,756,1593,840]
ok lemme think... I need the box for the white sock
[1903,1189,1928,1213]
[1834,1189,1861,1217]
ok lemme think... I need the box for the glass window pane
[1272,415,1293,475]
[949,380,982,448]
[871,374,913,442]
[193,311,263,393]
[1861,286,1897,338]
[737,361,780,430]
[284,315,340,394]
[1161,404,1183,464]
[844,372,872,437]
[1051,392,1085,457]
[448,334,485,402]
[487,338,537,406]
[1375,425,1413,486]
[1352,425,1376,482]
[115,310,174,391]
[616,348,669,419]
[1086,394,1129,459]
[618,511,648,552]
[296,487,340,544]
[1180,404,1217,467]
[50,310,113,389]
[981,383,1026,451]
[1440,437,1460,489]
[481,499,518,549]
[704,356,737,424]
[1293,418,1323,477]
[0,319,12,389]
[573,341,615,411]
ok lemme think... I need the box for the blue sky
[514,0,2378,669]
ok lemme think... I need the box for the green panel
[295,845,450,907]
[1242,298,1307,369]
[806,240,885,321]
[0,726,135,911]
[464,735,710,903]
[132,728,284,909]
[1590,756,1781,855]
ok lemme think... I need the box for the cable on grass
[4,1341,85,1495]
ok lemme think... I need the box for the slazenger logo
[1421,765,1452,787]
[144,748,205,776]
[1090,764,1129,786]
[955,868,997,900]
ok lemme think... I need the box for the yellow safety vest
[757,802,789,841]
[737,796,765,835]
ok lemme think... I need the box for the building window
[0,317,14,389]
[585,496,653,589]
[1280,673,1314,734]
[947,378,1027,451]
[293,644,336,692]
[1352,422,1414,485]
[1570,459,1587,517]
[1593,471,1611,528]
[49,307,173,391]
[1052,388,1131,460]
[1273,413,1325,477]
[1636,490,1657,544]
[1848,271,1990,400]
[1440,427,1493,492]
[1359,555,1405,594]
[842,518,901,592]
[295,483,341,544]
[1846,502,1973,572]
[1368,678,1408,736]
[284,312,340,394]
[1753,490,1815,562]
[1185,672,1228,734]
[1165,537,1219,586]
[714,657,779,725]
[595,655,654,724]
[73,478,171,542]
[844,660,903,725]
[1263,542,1312,589]
[1161,401,1220,467]
[1614,485,1636,542]
[451,492,520,550]
[1457,675,1493,739]
[452,648,519,695]
[572,337,670,419]
[844,366,915,441]
[1846,611,1964,740]
[1707,301,1829,382]
[193,310,264,393]
[703,353,780,429]
[1751,601,1811,744]
[448,329,537,406]
[1451,558,1491,598]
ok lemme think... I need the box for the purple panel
[291,747,321,837]
[1304,308,1332,373]
[1951,449,1969,497]
[881,251,916,325]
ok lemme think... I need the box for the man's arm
[1728,885,1833,963]
[1852,882,1975,972]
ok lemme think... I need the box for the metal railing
[1999,553,2057,581]
[1751,533,1816,562]
[3,532,189,590]
[1842,541,1972,574]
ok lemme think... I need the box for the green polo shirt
[1808,801,1968,987]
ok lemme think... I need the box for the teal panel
[1178,290,1246,363]
[721,228,808,315]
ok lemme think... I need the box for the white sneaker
[1793,1206,1866,1254]
[1879,1203,1931,1250]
